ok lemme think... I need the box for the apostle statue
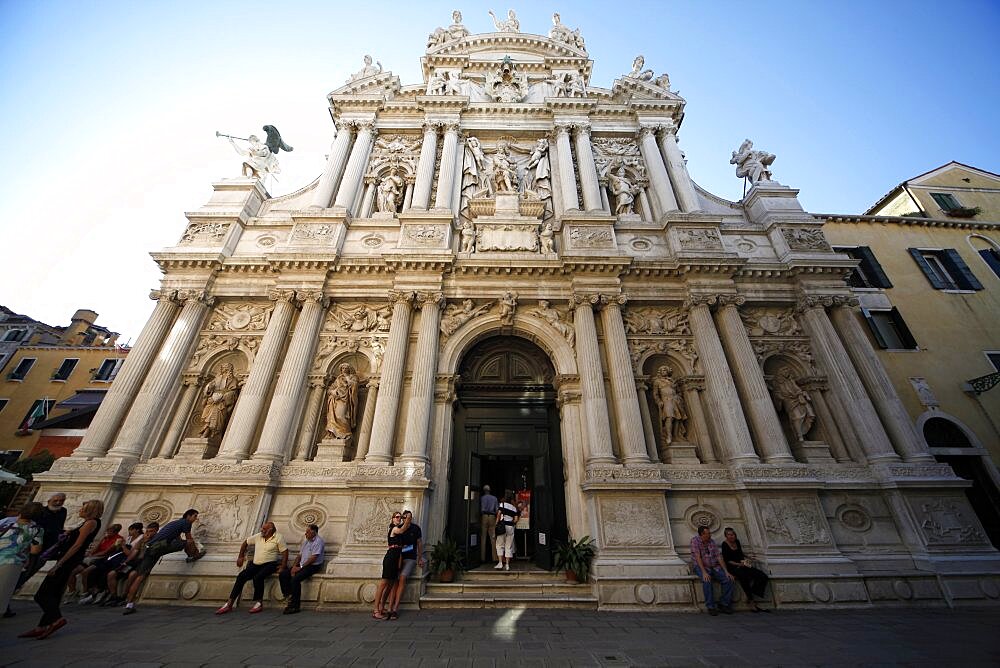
[730,139,776,184]
[376,167,404,213]
[488,9,520,33]
[628,55,654,81]
[326,363,359,440]
[428,10,470,48]
[651,365,687,444]
[199,362,240,440]
[606,165,639,215]
[771,367,815,441]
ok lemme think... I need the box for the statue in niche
[606,165,640,215]
[539,223,555,254]
[529,300,574,347]
[440,299,491,337]
[491,141,518,193]
[488,9,520,33]
[369,337,385,373]
[525,139,551,194]
[770,367,815,441]
[651,366,687,444]
[198,362,240,440]
[376,167,404,213]
[498,291,518,325]
[460,220,476,253]
[463,137,490,197]
[326,363,359,440]
[730,139,776,184]
[427,10,469,48]
[549,13,586,50]
[348,55,382,82]
[628,55,654,81]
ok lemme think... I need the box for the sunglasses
[392,514,402,519]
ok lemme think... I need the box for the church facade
[39,12,1000,609]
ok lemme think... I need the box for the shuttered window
[862,307,918,350]
[978,248,1000,279]
[908,248,983,291]
[834,246,893,288]
[930,192,962,212]
[52,358,79,381]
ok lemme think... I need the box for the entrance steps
[420,563,598,610]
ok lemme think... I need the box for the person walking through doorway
[495,492,520,571]
[480,485,498,563]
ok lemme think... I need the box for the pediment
[428,32,588,61]
[909,162,1000,188]
[611,77,683,104]
[328,71,401,98]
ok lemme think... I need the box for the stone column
[797,297,899,462]
[106,291,212,461]
[598,295,649,465]
[678,376,718,464]
[412,122,439,209]
[686,296,757,464]
[402,179,415,211]
[554,124,580,211]
[635,380,659,462]
[799,377,851,463]
[657,128,699,213]
[366,291,415,464]
[360,178,377,217]
[254,291,329,462]
[572,294,615,464]
[400,292,443,463]
[73,290,181,459]
[156,374,202,459]
[293,377,327,461]
[637,188,654,222]
[829,304,933,462]
[714,299,794,463]
[353,378,380,461]
[433,124,460,210]
[637,126,678,214]
[573,125,602,212]
[555,376,589,540]
[216,290,298,461]
[333,121,375,210]
[310,121,355,208]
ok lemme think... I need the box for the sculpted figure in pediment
[628,55,654,81]
[549,13,586,51]
[427,10,469,49]
[348,55,382,83]
[440,299,492,337]
[488,9,520,33]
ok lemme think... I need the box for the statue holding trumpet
[216,125,293,179]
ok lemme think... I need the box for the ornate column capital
[598,293,628,308]
[794,293,855,313]
[637,124,664,139]
[176,289,214,307]
[676,374,706,392]
[655,121,678,138]
[572,123,592,138]
[415,291,445,309]
[442,122,461,134]
[334,119,356,133]
[268,288,299,305]
[387,289,416,307]
[717,294,746,308]
[571,293,602,309]
[297,290,329,308]
[149,289,179,303]
[422,121,442,134]
[553,122,573,136]
[355,119,377,133]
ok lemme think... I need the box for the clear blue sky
[1,0,997,341]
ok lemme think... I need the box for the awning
[0,469,26,485]
[55,389,107,409]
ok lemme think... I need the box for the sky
[1,0,998,343]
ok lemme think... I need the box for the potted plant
[553,535,596,584]
[429,537,464,583]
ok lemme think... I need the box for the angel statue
[730,139,776,184]
[219,125,293,179]
[488,9,520,33]
[628,55,654,81]
[347,55,382,82]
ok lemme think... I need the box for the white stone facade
[38,14,1000,610]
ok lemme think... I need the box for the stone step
[420,590,598,610]
[426,581,587,596]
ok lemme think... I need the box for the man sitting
[690,526,735,616]
[122,509,203,615]
[216,521,288,615]
[103,522,157,607]
[278,523,324,615]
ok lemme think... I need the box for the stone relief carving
[291,505,329,533]
[440,299,492,338]
[539,223,555,254]
[568,226,614,248]
[347,54,382,83]
[542,71,587,98]
[498,291,518,325]
[909,377,940,408]
[586,468,664,481]
[836,504,873,533]
[600,498,667,546]
[488,9,520,33]
[624,306,690,336]
[477,223,539,252]
[207,302,271,332]
[196,362,240,442]
[426,69,466,96]
[427,10,469,49]
[676,228,723,250]
[916,499,987,544]
[351,496,407,544]
[485,55,528,103]
[768,367,816,442]
[730,139,776,184]
[361,234,384,249]
[782,227,831,251]
[326,363,359,440]
[740,307,801,337]
[548,12,586,51]
[460,137,552,222]
[403,224,446,246]
[189,334,258,369]
[684,504,722,533]
[525,300,575,348]
[759,498,830,545]
[292,223,335,242]
[180,222,229,245]
[651,365,688,444]
[752,339,815,371]
[138,501,174,527]
[196,493,257,543]
[592,138,644,176]
[325,304,393,333]
[369,134,421,178]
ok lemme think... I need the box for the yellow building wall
[872,165,1000,220]
[825,219,1000,462]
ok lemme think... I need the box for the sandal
[388,610,399,620]
[372,611,387,620]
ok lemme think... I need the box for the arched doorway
[448,336,567,570]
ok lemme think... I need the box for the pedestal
[314,436,351,463]
[173,437,212,460]
[659,440,700,464]
[790,440,835,463]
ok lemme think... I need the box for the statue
[199,363,240,440]
[460,220,476,253]
[651,366,687,444]
[566,71,587,98]
[326,363,359,440]
[348,55,382,82]
[369,337,385,372]
[440,299,491,337]
[463,137,490,197]
[498,291,518,325]
[606,165,639,215]
[428,10,470,48]
[219,125,293,179]
[651,72,671,90]
[771,368,815,441]
[426,70,447,96]
[530,300,574,347]
[375,167,404,213]
[730,139,776,184]
[548,13,586,50]
[485,56,528,103]
[525,139,550,194]
[488,9,520,33]
[539,223,555,254]
[629,55,654,81]
[491,141,518,193]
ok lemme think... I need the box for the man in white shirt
[215,521,288,615]
[278,524,325,615]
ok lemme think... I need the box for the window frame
[19,398,55,430]
[930,192,962,212]
[93,358,124,382]
[51,357,79,382]
[0,398,8,414]
[862,307,919,351]
[985,351,1000,373]
[2,329,27,342]
[908,247,984,292]
[833,245,893,289]
[7,357,36,381]
[977,247,1000,280]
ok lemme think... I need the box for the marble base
[791,440,836,463]
[173,437,211,460]
[660,441,700,464]
[314,436,351,462]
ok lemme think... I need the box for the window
[3,329,26,342]
[7,358,36,381]
[930,192,962,212]
[908,248,984,291]
[862,307,918,350]
[0,353,8,374]
[93,358,124,382]
[978,248,1000,279]
[833,246,893,289]
[52,358,79,381]
[0,399,8,414]
[986,352,1000,372]
[19,398,54,430]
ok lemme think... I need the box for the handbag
[495,522,506,536]
[40,531,71,562]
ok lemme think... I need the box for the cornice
[817,213,1000,230]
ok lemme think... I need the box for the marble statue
[530,300,574,347]
[223,125,292,179]
[525,139,550,193]
[462,137,490,197]
[369,337,385,372]
[348,55,382,82]
[651,366,687,444]
[651,72,671,90]
[427,69,465,96]
[771,367,815,441]
[460,220,475,253]
[427,10,469,48]
[730,139,776,184]
[606,165,639,215]
[539,223,555,254]
[440,299,491,337]
[548,13,586,50]
[498,291,518,325]
[629,55,654,81]
[491,141,518,193]
[488,9,520,33]
[376,167,404,213]
[199,362,240,440]
[326,363,359,439]
[485,56,528,103]
[543,72,587,98]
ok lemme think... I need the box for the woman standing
[0,502,44,615]
[19,499,104,639]
[372,511,409,620]
[720,527,770,612]
[495,492,520,571]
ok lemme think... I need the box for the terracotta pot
[564,570,578,583]
[439,569,455,583]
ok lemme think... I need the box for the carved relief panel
[347,496,407,546]
[756,496,832,546]
[599,497,669,547]
[194,493,258,543]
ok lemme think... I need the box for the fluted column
[366,291,415,464]
[400,292,444,462]
[678,376,718,463]
[572,294,615,464]
[554,124,580,211]
[354,379,380,461]
[797,297,899,462]
[254,291,329,461]
[310,121,355,208]
[657,128,699,213]
[638,125,678,214]
[360,178,377,217]
[216,290,298,461]
[800,378,851,463]
[433,124,460,210]
[333,120,375,210]
[573,125,602,212]
[156,374,202,458]
[598,295,649,464]
[412,122,440,209]
[829,304,933,462]
[293,377,327,461]
[636,380,659,462]
[687,296,757,464]
[714,299,794,463]
[74,290,181,458]
[106,291,212,460]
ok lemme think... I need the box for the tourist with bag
[0,502,44,617]
[495,492,520,571]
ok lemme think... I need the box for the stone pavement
[2,600,999,667]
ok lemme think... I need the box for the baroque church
[39,11,1000,609]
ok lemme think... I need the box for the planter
[439,569,455,583]
[564,570,578,584]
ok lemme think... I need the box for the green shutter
[856,246,893,288]
[942,249,984,290]
[861,308,889,349]
[908,248,947,289]
[889,307,918,349]
[979,248,1000,280]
